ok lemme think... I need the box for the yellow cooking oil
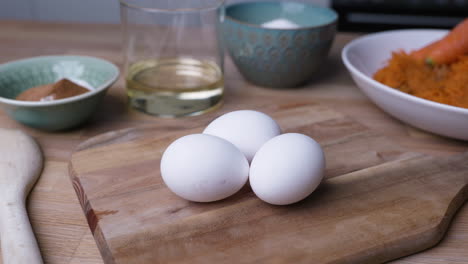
[126,57,224,117]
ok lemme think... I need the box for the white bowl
[342,29,468,141]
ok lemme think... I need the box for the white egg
[203,110,281,162]
[160,134,249,202]
[249,133,325,205]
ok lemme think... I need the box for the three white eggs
[160,110,325,205]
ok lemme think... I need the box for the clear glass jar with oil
[120,0,225,117]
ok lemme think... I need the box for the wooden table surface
[0,20,467,264]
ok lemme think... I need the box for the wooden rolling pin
[0,129,44,264]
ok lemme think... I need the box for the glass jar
[120,0,225,117]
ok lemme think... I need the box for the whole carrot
[425,18,468,65]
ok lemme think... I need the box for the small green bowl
[223,1,338,88]
[0,55,119,131]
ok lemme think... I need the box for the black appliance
[332,0,467,31]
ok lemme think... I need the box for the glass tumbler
[120,0,225,117]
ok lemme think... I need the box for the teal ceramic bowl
[0,55,119,131]
[223,1,337,88]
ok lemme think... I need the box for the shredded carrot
[373,51,468,108]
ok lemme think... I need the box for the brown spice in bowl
[16,79,90,102]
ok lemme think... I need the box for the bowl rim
[224,1,338,30]
[0,55,120,107]
[341,28,468,115]
[119,0,225,13]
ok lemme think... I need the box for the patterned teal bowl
[223,1,337,88]
[0,55,119,131]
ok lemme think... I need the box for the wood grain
[69,101,467,264]
[0,20,467,263]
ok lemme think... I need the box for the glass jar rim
[119,0,226,13]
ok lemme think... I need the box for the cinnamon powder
[16,79,90,102]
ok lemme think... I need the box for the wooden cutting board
[69,101,468,264]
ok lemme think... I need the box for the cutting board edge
[349,180,468,264]
[74,127,142,152]
[68,161,117,264]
